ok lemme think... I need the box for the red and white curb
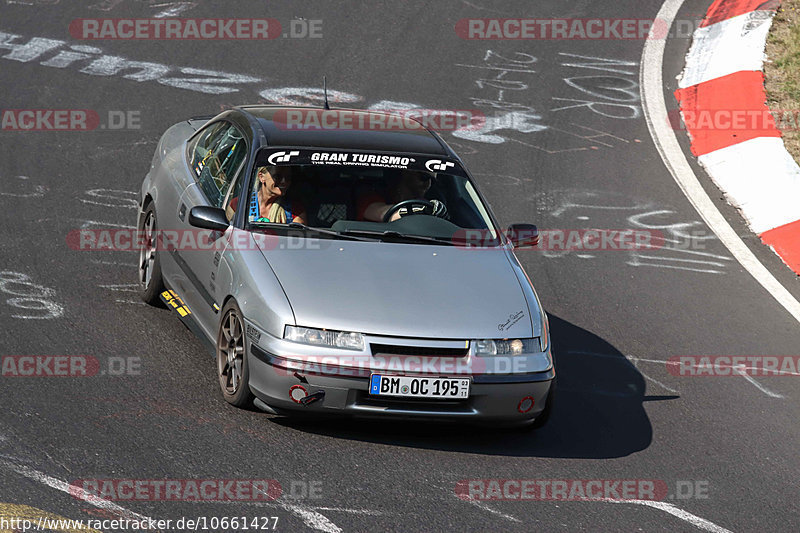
[675,0,800,274]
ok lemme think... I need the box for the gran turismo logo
[267,150,300,164]
[425,159,455,172]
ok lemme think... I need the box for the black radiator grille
[370,343,468,357]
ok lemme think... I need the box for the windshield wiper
[340,229,455,245]
[250,222,374,241]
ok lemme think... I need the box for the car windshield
[234,149,502,245]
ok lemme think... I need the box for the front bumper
[246,334,555,425]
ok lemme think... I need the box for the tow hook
[299,390,325,406]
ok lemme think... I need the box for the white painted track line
[641,0,800,325]
[604,499,734,533]
[275,502,343,533]
[0,455,346,532]
[0,457,153,523]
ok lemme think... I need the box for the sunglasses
[261,169,292,181]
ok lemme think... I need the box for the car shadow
[270,313,671,458]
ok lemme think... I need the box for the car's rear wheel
[217,300,254,408]
[138,203,165,305]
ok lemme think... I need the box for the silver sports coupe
[137,105,554,428]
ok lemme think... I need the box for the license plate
[369,375,470,399]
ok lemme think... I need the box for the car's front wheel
[138,203,165,305]
[217,300,255,408]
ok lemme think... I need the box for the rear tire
[217,300,255,408]
[138,203,166,305]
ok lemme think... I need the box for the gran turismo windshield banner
[257,149,467,176]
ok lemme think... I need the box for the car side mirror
[507,223,539,248]
[188,206,230,232]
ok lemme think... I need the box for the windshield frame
[237,146,508,246]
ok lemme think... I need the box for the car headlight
[284,325,365,351]
[475,338,540,356]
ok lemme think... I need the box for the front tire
[217,300,255,408]
[138,203,166,305]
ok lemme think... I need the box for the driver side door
[174,121,248,338]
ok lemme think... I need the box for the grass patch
[765,0,800,159]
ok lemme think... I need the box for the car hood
[256,237,539,339]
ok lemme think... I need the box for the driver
[357,169,442,222]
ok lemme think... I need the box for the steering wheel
[382,199,447,223]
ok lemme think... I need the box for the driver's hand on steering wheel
[389,201,429,221]
[386,206,402,221]
[384,201,424,221]
[429,199,446,218]
[382,198,448,222]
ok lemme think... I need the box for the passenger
[358,169,441,222]
[248,165,306,224]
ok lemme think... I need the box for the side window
[189,122,225,175]
[191,123,248,208]
[224,170,247,222]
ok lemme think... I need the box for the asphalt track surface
[1,1,799,532]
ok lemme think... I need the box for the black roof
[238,106,451,155]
